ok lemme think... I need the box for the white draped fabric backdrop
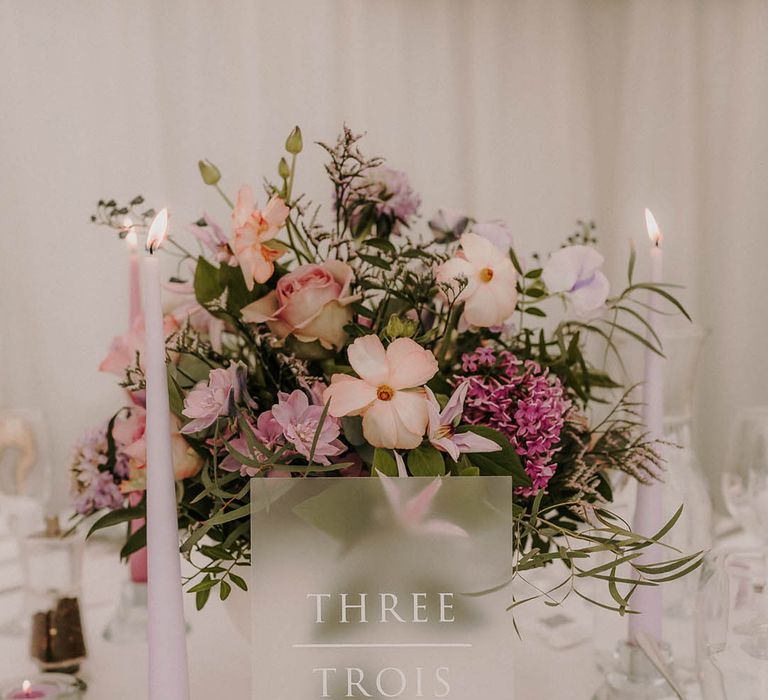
[1,0,766,511]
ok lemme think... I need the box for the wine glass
[721,407,768,541]
[696,548,768,699]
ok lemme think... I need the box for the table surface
[0,530,718,700]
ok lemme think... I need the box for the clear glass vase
[19,521,87,673]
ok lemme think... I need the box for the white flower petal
[570,270,610,316]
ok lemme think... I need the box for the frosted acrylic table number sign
[250,476,516,699]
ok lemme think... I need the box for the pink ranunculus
[323,335,439,450]
[99,314,180,376]
[181,363,242,434]
[271,390,344,465]
[231,185,290,290]
[241,260,357,350]
[436,232,518,328]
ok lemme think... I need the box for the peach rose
[114,407,202,489]
[241,260,357,350]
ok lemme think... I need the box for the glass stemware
[722,407,768,541]
[696,548,768,699]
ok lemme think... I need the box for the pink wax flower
[458,347,571,495]
[436,233,518,328]
[271,389,344,465]
[324,335,438,449]
[99,314,180,376]
[242,260,358,350]
[181,363,245,434]
[425,383,501,461]
[231,185,290,289]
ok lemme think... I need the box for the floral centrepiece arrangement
[74,126,699,615]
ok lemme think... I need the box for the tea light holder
[0,673,85,699]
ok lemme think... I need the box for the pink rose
[241,261,357,350]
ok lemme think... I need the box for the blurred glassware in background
[660,327,713,681]
[0,408,52,637]
[696,547,768,699]
[21,517,87,673]
[0,408,53,507]
[722,407,768,542]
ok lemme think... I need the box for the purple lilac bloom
[70,424,125,515]
[457,347,571,496]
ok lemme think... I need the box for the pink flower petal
[385,338,439,390]
[324,375,377,417]
[391,389,429,436]
[362,400,422,449]
[347,335,390,385]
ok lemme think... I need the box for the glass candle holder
[18,522,87,673]
[0,673,85,699]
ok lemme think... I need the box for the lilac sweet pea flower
[541,245,610,316]
[471,220,514,252]
[181,362,250,434]
[425,383,501,461]
[271,390,344,465]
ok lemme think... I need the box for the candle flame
[22,680,31,693]
[645,208,662,247]
[146,208,169,254]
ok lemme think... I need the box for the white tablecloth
[0,537,629,699]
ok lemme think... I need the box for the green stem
[437,304,460,366]
[166,236,196,260]
[215,184,234,209]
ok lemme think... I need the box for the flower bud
[198,159,221,186]
[384,314,418,340]
[285,126,303,155]
[278,157,290,179]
